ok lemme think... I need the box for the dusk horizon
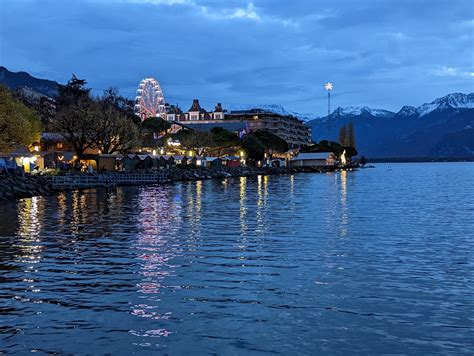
[1,0,473,115]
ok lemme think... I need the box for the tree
[52,77,142,157]
[13,88,57,128]
[141,116,171,135]
[240,134,265,163]
[0,85,42,153]
[239,130,289,163]
[57,74,90,106]
[102,87,140,124]
[178,130,214,156]
[52,95,96,158]
[51,75,96,158]
[348,122,356,148]
[209,127,240,156]
[338,126,347,146]
[252,130,288,158]
[92,95,141,154]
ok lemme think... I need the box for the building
[166,100,224,122]
[290,152,336,167]
[167,99,312,148]
[226,110,312,148]
[170,121,248,136]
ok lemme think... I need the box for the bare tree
[53,95,97,158]
[92,99,141,154]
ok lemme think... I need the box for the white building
[290,152,336,167]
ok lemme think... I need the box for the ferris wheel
[134,77,166,120]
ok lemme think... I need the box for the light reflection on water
[0,163,473,355]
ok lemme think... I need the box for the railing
[48,172,169,188]
[114,172,168,184]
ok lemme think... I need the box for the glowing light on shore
[341,150,347,165]
[324,82,333,91]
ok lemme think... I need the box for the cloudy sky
[1,0,473,115]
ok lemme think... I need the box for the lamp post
[324,82,333,117]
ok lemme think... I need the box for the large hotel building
[165,99,312,148]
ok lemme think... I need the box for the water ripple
[0,163,473,354]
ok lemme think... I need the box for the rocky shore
[0,165,342,201]
[0,174,54,201]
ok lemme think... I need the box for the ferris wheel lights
[134,77,166,121]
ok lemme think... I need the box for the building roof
[222,155,240,161]
[182,121,248,132]
[291,152,333,160]
[214,103,223,112]
[137,154,152,160]
[188,99,202,112]
[41,132,65,142]
[167,105,182,115]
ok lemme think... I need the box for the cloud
[1,0,473,115]
[433,66,474,78]
[108,0,293,24]
[112,0,193,4]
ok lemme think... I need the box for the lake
[1,163,473,354]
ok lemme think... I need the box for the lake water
[1,163,473,355]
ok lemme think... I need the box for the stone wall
[0,175,53,201]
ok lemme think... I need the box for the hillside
[0,66,59,97]
[308,93,474,158]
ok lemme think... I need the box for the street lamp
[324,82,333,117]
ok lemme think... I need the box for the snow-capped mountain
[416,93,474,116]
[308,92,474,158]
[227,104,318,122]
[314,93,474,121]
[396,105,418,117]
[327,106,395,119]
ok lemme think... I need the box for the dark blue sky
[1,0,473,115]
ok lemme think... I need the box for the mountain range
[307,93,474,158]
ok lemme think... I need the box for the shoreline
[0,165,350,201]
[367,157,474,163]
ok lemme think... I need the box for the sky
[1,0,473,116]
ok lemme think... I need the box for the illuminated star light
[324,82,333,91]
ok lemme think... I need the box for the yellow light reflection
[16,196,45,296]
[340,170,348,237]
